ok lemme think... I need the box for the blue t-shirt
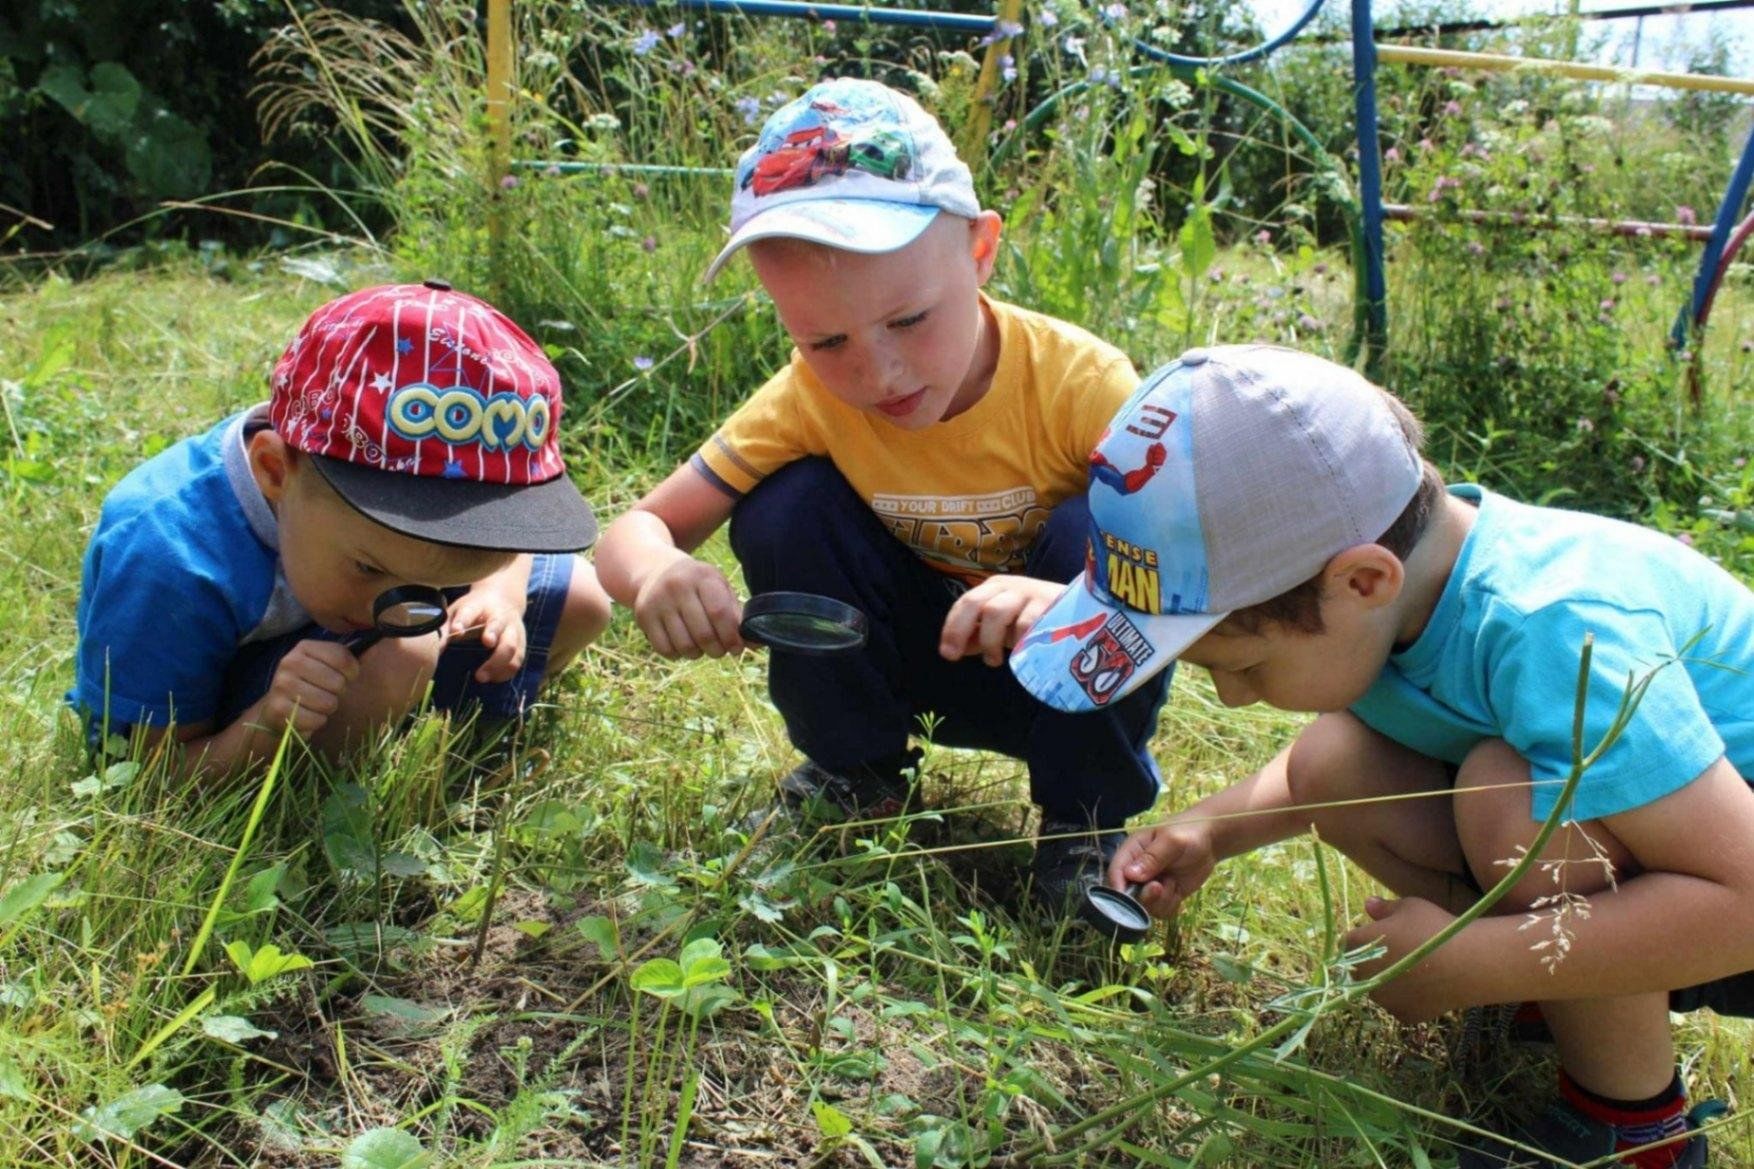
[1352,485,1754,823]
[70,407,311,732]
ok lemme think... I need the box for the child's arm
[1348,755,1754,1021]
[595,463,743,658]
[138,639,362,782]
[1108,740,1319,917]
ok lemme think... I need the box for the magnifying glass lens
[743,611,864,649]
[378,599,447,631]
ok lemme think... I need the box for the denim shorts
[216,551,575,727]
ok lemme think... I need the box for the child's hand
[257,639,360,737]
[940,575,1065,666]
[446,588,528,684]
[1343,895,1460,1023]
[633,554,745,658]
[1107,822,1217,919]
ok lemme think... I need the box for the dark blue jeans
[729,458,1167,829]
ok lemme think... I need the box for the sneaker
[1031,819,1131,936]
[1458,1095,1723,1169]
[775,747,921,823]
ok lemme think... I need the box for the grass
[1,256,1751,1168]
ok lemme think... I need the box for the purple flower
[735,95,762,125]
[633,355,654,371]
[979,20,1024,46]
[1443,100,1462,116]
[1254,229,1271,245]
[1102,3,1128,21]
[1677,532,1695,546]
[1611,270,1627,285]
[642,235,658,253]
[668,22,686,38]
[1384,146,1401,163]
[1630,455,1645,473]
[1599,298,1616,313]
[1001,54,1017,82]
[499,174,520,190]
[1297,313,1321,331]
[1676,205,1698,225]
[632,182,650,200]
[1646,273,1662,286]
[822,18,837,32]
[1466,240,1485,257]
[632,28,660,55]
[1039,9,1059,27]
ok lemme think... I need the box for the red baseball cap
[268,281,596,552]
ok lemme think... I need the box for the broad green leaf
[629,957,684,999]
[679,937,730,986]
[0,872,64,929]
[201,1015,276,1043]
[224,940,314,984]
[74,1083,183,1143]
[341,1126,432,1169]
[575,914,619,959]
[322,784,378,875]
[512,919,550,939]
[0,1053,29,1101]
[362,995,450,1033]
[71,761,138,798]
[682,984,740,1020]
[814,1099,853,1139]
[124,108,211,199]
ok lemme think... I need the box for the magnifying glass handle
[347,630,386,657]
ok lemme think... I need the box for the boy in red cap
[70,281,610,779]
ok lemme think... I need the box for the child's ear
[1323,544,1403,609]
[248,430,297,505]
[968,211,1003,282]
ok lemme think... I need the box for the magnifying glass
[1085,882,1151,942]
[347,584,451,656]
[739,591,869,656]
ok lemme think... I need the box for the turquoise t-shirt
[1351,485,1754,823]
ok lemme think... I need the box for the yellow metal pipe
[486,0,513,273]
[962,0,1026,168]
[1376,43,1754,96]
[486,0,513,180]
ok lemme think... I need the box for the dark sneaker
[775,748,921,823]
[1031,819,1131,936]
[1458,1095,1723,1169]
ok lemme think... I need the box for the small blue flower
[668,22,686,38]
[632,28,660,55]
[1102,3,1128,21]
[977,20,1024,46]
[633,355,654,371]
[1001,54,1017,82]
[1039,9,1059,27]
[734,95,762,125]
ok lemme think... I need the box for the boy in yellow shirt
[595,79,1168,929]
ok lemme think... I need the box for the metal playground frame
[486,0,1754,378]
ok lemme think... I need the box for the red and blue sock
[1559,1070,1690,1169]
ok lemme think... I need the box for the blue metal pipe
[1127,0,1327,70]
[597,0,998,35]
[1672,122,1754,351]
[1350,0,1388,369]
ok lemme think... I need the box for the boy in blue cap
[1011,345,1754,1167]
[595,78,1170,928]
[71,281,611,779]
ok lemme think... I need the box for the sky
[1249,0,1754,74]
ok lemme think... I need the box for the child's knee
[1454,738,1631,908]
[728,457,851,559]
[546,558,612,673]
[1284,712,1380,811]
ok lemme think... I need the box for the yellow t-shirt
[690,297,1138,583]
